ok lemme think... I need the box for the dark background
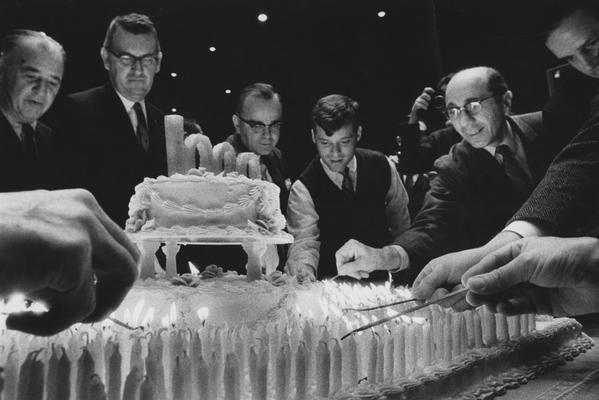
[0,0,559,178]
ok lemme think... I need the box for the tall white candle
[331,339,342,393]
[422,323,432,367]
[443,313,452,363]
[383,332,394,381]
[483,306,497,346]
[197,354,210,400]
[343,334,358,386]
[165,114,185,176]
[224,352,241,400]
[473,310,484,348]
[394,324,406,377]
[275,344,290,400]
[465,311,475,349]
[496,313,509,342]
[294,342,308,400]
[508,315,521,339]
[316,340,331,397]
[367,332,378,382]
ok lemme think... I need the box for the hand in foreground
[335,239,399,280]
[0,189,139,335]
[411,231,523,310]
[408,87,435,124]
[463,236,599,316]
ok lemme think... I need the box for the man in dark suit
[412,0,599,304]
[54,13,166,227]
[336,67,552,282]
[225,82,289,212]
[0,30,66,192]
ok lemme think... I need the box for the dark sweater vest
[299,148,392,280]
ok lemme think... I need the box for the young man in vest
[285,94,411,281]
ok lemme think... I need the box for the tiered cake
[0,126,590,400]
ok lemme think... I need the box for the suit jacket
[54,83,167,226]
[509,109,599,237]
[225,133,289,214]
[393,112,552,280]
[0,111,66,192]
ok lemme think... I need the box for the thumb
[466,258,532,295]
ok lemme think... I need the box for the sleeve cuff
[387,245,410,273]
[503,220,545,238]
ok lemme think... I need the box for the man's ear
[311,129,316,144]
[232,114,240,132]
[155,51,163,73]
[502,90,513,114]
[100,47,110,71]
[356,126,362,142]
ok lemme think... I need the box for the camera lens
[430,95,445,110]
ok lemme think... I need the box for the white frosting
[125,169,287,236]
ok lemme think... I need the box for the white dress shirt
[286,155,411,275]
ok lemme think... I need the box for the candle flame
[188,262,200,275]
[196,307,209,322]
[169,302,177,326]
[141,307,155,327]
[131,299,145,326]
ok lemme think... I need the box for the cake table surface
[500,322,599,400]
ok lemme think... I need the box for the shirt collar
[319,155,357,176]
[1,109,37,141]
[483,119,518,157]
[115,89,145,114]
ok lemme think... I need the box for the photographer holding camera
[395,74,462,176]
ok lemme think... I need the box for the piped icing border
[333,318,593,400]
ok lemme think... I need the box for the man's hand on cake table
[462,236,599,317]
[335,240,400,280]
[0,189,139,336]
[411,231,523,310]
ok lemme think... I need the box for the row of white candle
[0,305,535,400]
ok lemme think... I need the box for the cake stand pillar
[242,241,268,281]
[164,240,180,278]
[138,240,161,279]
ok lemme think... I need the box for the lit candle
[181,351,193,400]
[56,349,72,400]
[107,341,122,400]
[408,322,418,374]
[331,339,342,393]
[46,344,59,400]
[17,350,44,400]
[367,332,378,382]
[342,334,358,385]
[224,352,241,400]
[165,114,185,175]
[191,331,202,399]
[172,356,184,400]
[443,313,452,363]
[89,374,107,400]
[77,348,96,400]
[122,367,141,400]
[130,336,144,376]
[139,375,154,400]
[295,342,308,400]
[90,332,105,379]
[256,345,268,400]
[196,354,210,400]
[465,311,475,349]
[145,348,166,400]
[473,310,484,348]
[483,306,497,346]
[316,340,330,397]
[4,348,18,400]
[422,323,432,367]
[394,324,406,377]
[376,333,385,382]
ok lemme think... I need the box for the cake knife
[341,287,469,340]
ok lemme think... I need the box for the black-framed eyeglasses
[445,92,503,120]
[105,47,160,68]
[236,114,283,135]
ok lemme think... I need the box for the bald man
[336,67,552,283]
[0,29,66,192]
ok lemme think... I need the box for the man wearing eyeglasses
[412,0,599,306]
[224,82,289,212]
[48,13,166,226]
[336,67,552,283]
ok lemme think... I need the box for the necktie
[21,123,37,163]
[342,167,354,196]
[133,102,150,152]
[495,144,531,194]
